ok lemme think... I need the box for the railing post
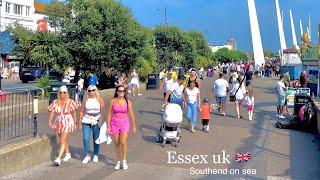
[33,91,39,137]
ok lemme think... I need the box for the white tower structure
[247,0,265,67]
[299,20,304,37]
[275,0,287,65]
[289,10,298,49]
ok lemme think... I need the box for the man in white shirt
[212,73,229,116]
[165,75,186,108]
[275,75,287,118]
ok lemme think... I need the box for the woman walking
[107,85,137,170]
[158,72,174,100]
[79,85,105,164]
[184,81,201,133]
[48,86,77,166]
[231,76,247,119]
[129,69,142,96]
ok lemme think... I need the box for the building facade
[0,0,35,31]
[0,0,50,31]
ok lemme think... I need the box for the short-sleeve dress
[48,99,77,134]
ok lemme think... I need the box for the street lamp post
[156,6,168,26]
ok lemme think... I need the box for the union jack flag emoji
[235,152,251,163]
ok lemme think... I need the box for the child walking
[199,98,218,133]
[245,90,255,121]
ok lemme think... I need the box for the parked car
[20,67,46,83]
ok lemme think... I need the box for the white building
[282,48,302,65]
[209,44,233,53]
[0,0,35,31]
[0,0,50,31]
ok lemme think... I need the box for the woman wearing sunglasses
[48,86,77,166]
[107,85,137,170]
[79,85,105,164]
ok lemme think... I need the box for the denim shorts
[278,95,286,106]
[216,96,227,104]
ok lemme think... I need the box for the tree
[264,50,276,58]
[213,48,248,63]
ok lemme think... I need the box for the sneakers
[278,115,286,119]
[63,152,71,162]
[82,155,91,164]
[114,161,121,170]
[53,158,61,166]
[93,155,99,163]
[122,160,128,170]
[205,125,209,133]
[190,127,195,133]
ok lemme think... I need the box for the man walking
[212,73,229,116]
[275,75,287,119]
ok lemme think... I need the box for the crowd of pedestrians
[47,59,310,170]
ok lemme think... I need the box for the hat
[203,98,209,103]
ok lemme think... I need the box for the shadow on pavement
[146,96,164,102]
[138,110,161,116]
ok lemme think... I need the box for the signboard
[301,47,318,61]
[307,66,319,84]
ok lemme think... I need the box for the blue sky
[38,0,320,52]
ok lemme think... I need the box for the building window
[26,6,30,16]
[5,3,11,13]
[13,4,23,15]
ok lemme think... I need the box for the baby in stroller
[157,103,183,147]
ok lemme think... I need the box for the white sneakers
[93,155,99,163]
[82,155,91,164]
[63,152,71,162]
[114,161,121,170]
[82,155,99,164]
[122,160,128,170]
[53,158,61,166]
[114,160,129,170]
[278,115,286,119]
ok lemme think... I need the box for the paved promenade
[2,76,320,180]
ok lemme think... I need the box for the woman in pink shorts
[107,85,136,170]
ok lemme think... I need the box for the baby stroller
[157,103,183,147]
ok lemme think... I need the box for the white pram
[156,103,183,147]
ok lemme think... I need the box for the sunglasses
[59,91,67,94]
[117,90,126,93]
[88,89,96,92]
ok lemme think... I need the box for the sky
[38,0,320,53]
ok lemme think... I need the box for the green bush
[35,75,52,98]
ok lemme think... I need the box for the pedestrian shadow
[146,96,163,101]
[139,110,161,116]
[139,124,159,145]
[66,146,114,166]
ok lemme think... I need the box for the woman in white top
[231,76,247,119]
[184,81,200,133]
[129,69,142,96]
[79,85,105,164]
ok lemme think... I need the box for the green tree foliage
[263,50,276,58]
[213,48,248,63]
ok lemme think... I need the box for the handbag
[230,69,248,102]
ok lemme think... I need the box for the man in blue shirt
[88,71,99,86]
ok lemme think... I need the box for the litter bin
[294,93,311,116]
[147,73,159,90]
[49,83,77,104]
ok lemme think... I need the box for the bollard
[33,93,39,137]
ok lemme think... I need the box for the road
[1,76,320,180]
[1,79,37,93]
